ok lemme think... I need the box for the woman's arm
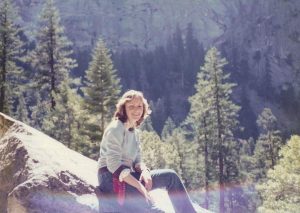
[123,174,152,203]
[104,128,126,179]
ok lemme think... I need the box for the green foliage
[24,0,95,158]
[29,0,76,110]
[42,79,92,156]
[81,38,121,159]
[0,0,25,115]
[140,130,181,173]
[161,116,176,140]
[29,92,51,130]
[140,116,154,132]
[15,93,30,125]
[164,128,203,189]
[258,56,274,100]
[257,135,300,213]
[239,138,256,180]
[187,47,241,212]
[253,108,283,180]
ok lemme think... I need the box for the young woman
[97,90,197,213]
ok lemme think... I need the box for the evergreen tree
[140,116,154,132]
[0,0,25,115]
[29,0,76,111]
[15,93,30,124]
[82,38,121,159]
[161,116,176,140]
[140,130,166,170]
[184,23,204,94]
[253,108,283,180]
[150,98,167,134]
[259,56,273,100]
[140,130,181,173]
[223,137,247,213]
[238,138,260,212]
[164,128,200,189]
[42,79,92,156]
[257,135,300,213]
[187,68,214,209]
[29,92,49,129]
[239,138,256,180]
[188,47,240,212]
[238,85,258,139]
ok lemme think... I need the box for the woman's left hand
[139,170,152,191]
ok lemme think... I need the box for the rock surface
[0,113,212,213]
[0,113,98,213]
[14,0,220,51]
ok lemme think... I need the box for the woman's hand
[139,169,152,191]
[123,174,152,204]
[136,182,152,204]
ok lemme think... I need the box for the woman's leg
[125,172,153,212]
[151,169,196,213]
[97,170,120,213]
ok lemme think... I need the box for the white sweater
[98,119,142,174]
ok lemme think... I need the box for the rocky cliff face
[14,0,221,51]
[216,0,300,133]
[0,113,98,213]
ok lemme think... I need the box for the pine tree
[238,138,260,212]
[257,135,300,213]
[164,128,200,188]
[140,130,166,170]
[82,38,121,159]
[258,56,274,101]
[239,85,258,139]
[239,138,256,179]
[15,93,30,124]
[161,116,176,140]
[42,79,92,156]
[29,0,76,111]
[29,92,50,130]
[140,116,154,132]
[0,0,25,115]
[253,108,283,180]
[187,69,214,209]
[188,47,240,212]
[184,23,204,94]
[140,128,184,185]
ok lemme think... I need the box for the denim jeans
[98,168,196,213]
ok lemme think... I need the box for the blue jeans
[97,168,196,213]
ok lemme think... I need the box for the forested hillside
[1,0,300,212]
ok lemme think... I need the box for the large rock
[0,113,212,213]
[0,113,98,213]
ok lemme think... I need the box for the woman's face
[125,97,144,124]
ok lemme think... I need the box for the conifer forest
[1,0,300,212]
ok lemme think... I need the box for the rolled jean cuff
[119,168,131,182]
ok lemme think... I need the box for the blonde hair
[114,90,151,127]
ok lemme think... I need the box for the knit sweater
[98,119,142,176]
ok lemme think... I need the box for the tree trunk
[203,117,210,209]
[269,131,275,168]
[49,18,56,109]
[0,13,7,113]
[214,64,225,213]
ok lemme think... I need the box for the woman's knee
[153,169,180,182]
[164,169,179,177]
